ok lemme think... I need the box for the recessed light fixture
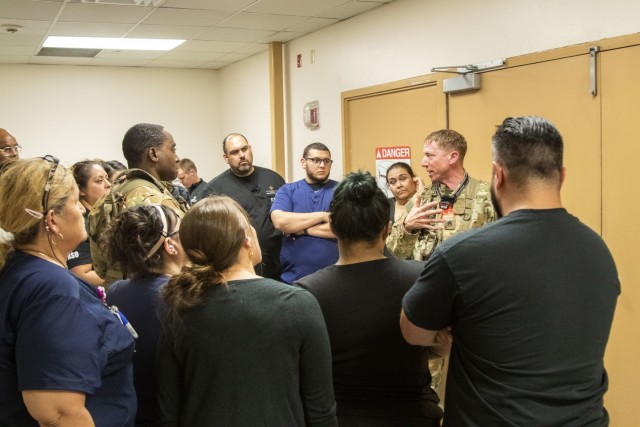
[43,36,185,51]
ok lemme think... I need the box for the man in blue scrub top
[270,143,338,284]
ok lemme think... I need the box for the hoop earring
[248,247,254,260]
[56,232,64,242]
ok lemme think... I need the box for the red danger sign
[375,146,411,160]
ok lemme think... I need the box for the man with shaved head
[0,129,20,165]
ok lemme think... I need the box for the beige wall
[0,64,223,178]
[284,0,640,181]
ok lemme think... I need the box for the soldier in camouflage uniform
[386,129,495,399]
[89,123,188,286]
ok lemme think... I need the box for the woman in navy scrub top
[0,157,136,427]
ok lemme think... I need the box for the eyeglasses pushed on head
[41,155,60,215]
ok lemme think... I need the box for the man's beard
[306,170,328,184]
[490,178,503,219]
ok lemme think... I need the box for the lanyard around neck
[435,172,469,205]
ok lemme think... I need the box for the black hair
[71,159,104,189]
[303,142,330,158]
[329,170,390,243]
[102,204,179,278]
[492,116,563,187]
[122,123,165,167]
[385,162,415,182]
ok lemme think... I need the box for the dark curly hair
[329,170,390,244]
[101,204,180,278]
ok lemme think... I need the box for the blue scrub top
[0,251,136,427]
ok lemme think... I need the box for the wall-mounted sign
[375,146,411,198]
[303,100,319,129]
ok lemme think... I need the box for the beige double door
[343,38,640,425]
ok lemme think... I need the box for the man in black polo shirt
[202,133,285,280]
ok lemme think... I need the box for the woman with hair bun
[296,170,445,427]
[102,204,186,427]
[158,195,337,427]
[0,157,136,427]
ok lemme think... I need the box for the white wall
[283,0,640,181]
[2,0,640,183]
[0,64,222,180]
[218,51,272,174]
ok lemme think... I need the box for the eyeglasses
[41,155,60,215]
[305,157,333,166]
[0,144,22,155]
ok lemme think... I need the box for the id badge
[440,201,455,230]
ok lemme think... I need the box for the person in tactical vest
[386,129,496,398]
[386,129,495,261]
[89,123,189,286]
[400,117,619,426]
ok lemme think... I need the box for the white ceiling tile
[50,22,132,37]
[156,50,225,61]
[285,17,339,33]
[197,27,276,43]
[89,57,151,66]
[261,31,305,43]
[30,55,94,65]
[219,12,306,31]
[0,45,37,55]
[147,58,209,68]
[0,0,396,69]
[176,40,248,53]
[0,0,63,21]
[95,49,163,59]
[235,43,269,54]
[142,8,232,26]
[214,52,252,62]
[0,33,45,47]
[318,0,386,19]
[0,54,30,62]
[198,60,227,69]
[0,19,51,35]
[246,0,351,17]
[126,24,208,39]
[59,3,152,24]
[160,0,256,12]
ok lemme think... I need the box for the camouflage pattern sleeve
[124,185,187,218]
[386,198,420,259]
[468,179,495,228]
[123,185,167,208]
[90,236,107,280]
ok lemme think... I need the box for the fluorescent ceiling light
[43,36,185,51]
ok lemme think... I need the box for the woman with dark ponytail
[296,171,445,427]
[158,195,337,427]
[102,204,186,427]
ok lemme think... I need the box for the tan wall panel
[601,45,640,426]
[343,84,440,184]
[448,55,601,233]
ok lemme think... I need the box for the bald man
[0,129,20,164]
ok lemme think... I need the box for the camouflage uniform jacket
[386,175,495,261]
[88,168,189,286]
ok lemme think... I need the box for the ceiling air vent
[37,47,102,58]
